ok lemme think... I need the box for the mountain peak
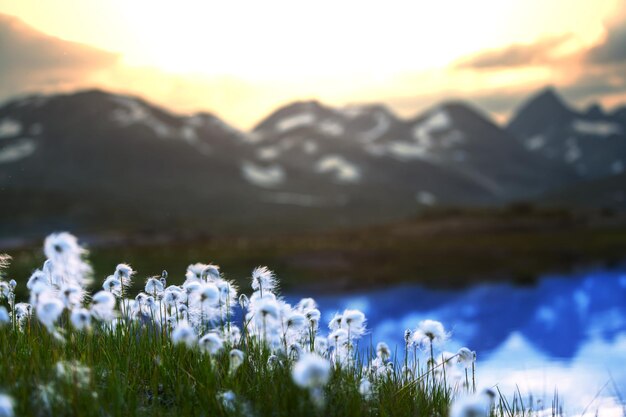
[507,87,573,137]
[431,100,499,129]
[252,99,336,132]
[584,103,605,118]
[528,87,568,112]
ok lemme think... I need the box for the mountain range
[0,87,625,239]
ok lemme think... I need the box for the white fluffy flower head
[199,333,224,355]
[292,353,331,389]
[251,266,277,294]
[172,321,196,347]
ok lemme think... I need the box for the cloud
[444,2,626,117]
[0,13,119,99]
[586,7,626,64]
[455,35,572,69]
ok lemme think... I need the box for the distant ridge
[0,86,624,239]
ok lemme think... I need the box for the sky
[0,0,625,129]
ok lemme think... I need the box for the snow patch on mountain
[416,191,437,206]
[340,106,367,119]
[0,119,22,138]
[110,97,172,138]
[413,110,452,147]
[181,126,198,143]
[525,134,546,151]
[261,192,347,207]
[360,111,391,142]
[0,138,36,163]
[571,119,622,136]
[315,155,360,183]
[564,138,582,163]
[276,113,316,132]
[179,126,211,155]
[387,141,428,160]
[318,120,345,136]
[257,146,281,161]
[241,161,285,187]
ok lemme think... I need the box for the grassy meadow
[1,206,623,416]
[0,226,556,417]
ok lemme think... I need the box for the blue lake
[286,265,626,416]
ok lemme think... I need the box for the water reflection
[286,266,626,416]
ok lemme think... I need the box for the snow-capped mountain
[247,99,576,200]
[0,87,621,238]
[508,87,626,179]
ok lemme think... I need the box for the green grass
[0,314,461,417]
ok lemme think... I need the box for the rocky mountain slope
[0,87,621,238]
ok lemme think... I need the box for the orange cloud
[455,35,573,69]
[0,13,118,99]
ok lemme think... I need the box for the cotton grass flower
[145,277,164,296]
[293,353,332,389]
[292,353,331,408]
[59,284,84,308]
[296,297,317,312]
[0,393,14,417]
[36,293,64,330]
[251,266,277,295]
[172,321,196,347]
[199,333,223,355]
[27,270,49,290]
[376,342,391,361]
[359,377,373,400]
[113,263,134,289]
[238,293,249,309]
[202,264,221,281]
[14,303,32,324]
[44,232,84,260]
[185,263,208,282]
[414,319,448,346]
[285,312,306,331]
[70,308,92,330]
[229,349,244,374]
[457,347,476,368]
[253,297,280,320]
[217,390,236,412]
[457,347,477,391]
[163,286,186,307]
[341,309,366,340]
[305,308,321,324]
[198,283,219,306]
[102,276,122,296]
[43,232,93,288]
[413,319,448,369]
[91,291,116,321]
[0,282,10,299]
[225,325,242,345]
[328,328,348,347]
[328,312,342,330]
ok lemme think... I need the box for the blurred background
[1,1,626,410]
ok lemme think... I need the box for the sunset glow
[0,0,623,127]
